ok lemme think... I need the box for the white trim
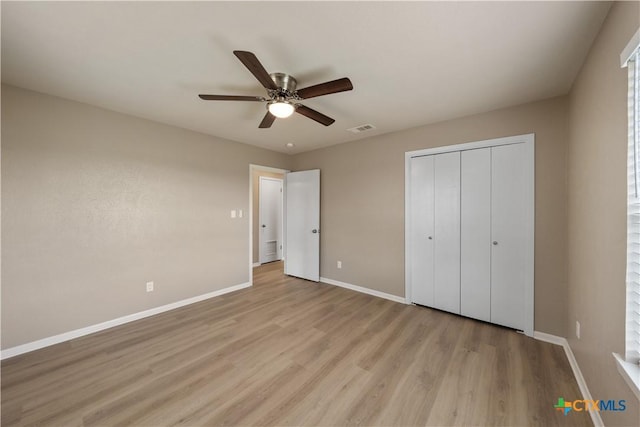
[1,282,250,360]
[405,133,535,337]
[405,133,535,159]
[532,331,566,346]
[522,139,535,337]
[613,352,640,401]
[621,28,640,68]
[320,277,408,305]
[534,332,604,427]
[252,262,261,268]
[404,150,413,304]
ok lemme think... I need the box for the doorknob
[493,241,498,245]
[261,224,266,228]
[312,229,318,234]
[428,236,433,240]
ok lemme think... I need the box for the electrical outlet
[576,321,581,339]
[146,281,154,292]
[337,261,342,269]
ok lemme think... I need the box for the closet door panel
[491,143,528,330]
[460,148,491,322]
[434,152,461,314]
[410,156,435,307]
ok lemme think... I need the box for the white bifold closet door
[410,152,460,314]
[410,139,533,333]
[459,144,529,330]
[490,143,530,330]
[460,148,491,322]
[409,155,435,307]
[433,152,461,314]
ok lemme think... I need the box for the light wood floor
[2,261,590,426]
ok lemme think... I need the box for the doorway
[249,165,288,284]
[259,176,283,264]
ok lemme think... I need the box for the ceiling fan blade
[199,94,264,101]
[259,111,277,128]
[296,78,353,100]
[233,50,278,91]
[295,104,335,126]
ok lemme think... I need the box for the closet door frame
[405,133,535,337]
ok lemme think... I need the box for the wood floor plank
[1,261,592,426]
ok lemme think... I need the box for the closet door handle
[428,236,433,240]
[493,241,498,246]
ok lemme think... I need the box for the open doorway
[249,165,289,284]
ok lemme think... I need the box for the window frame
[615,28,640,401]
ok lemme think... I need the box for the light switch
[238,209,243,218]
[231,210,237,218]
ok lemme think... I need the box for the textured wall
[1,85,291,349]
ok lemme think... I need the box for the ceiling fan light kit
[198,50,353,128]
[268,100,295,118]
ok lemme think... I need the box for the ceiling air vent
[347,124,376,134]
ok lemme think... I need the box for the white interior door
[284,170,320,282]
[410,155,435,307]
[460,148,491,322]
[259,177,283,264]
[433,152,461,314]
[491,143,531,330]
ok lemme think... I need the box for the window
[627,45,640,365]
[616,30,640,399]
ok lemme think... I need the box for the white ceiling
[1,1,611,154]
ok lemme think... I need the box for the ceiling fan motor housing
[270,73,297,93]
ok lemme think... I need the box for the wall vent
[347,124,376,134]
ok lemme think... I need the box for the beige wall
[252,169,285,264]
[567,2,640,425]
[293,96,570,337]
[1,84,291,349]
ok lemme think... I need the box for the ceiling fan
[198,50,353,128]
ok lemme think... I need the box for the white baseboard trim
[534,331,603,427]
[533,331,566,346]
[1,282,251,360]
[252,262,260,268]
[319,277,407,305]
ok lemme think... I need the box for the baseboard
[252,262,260,268]
[532,331,567,346]
[320,277,407,304]
[1,282,251,360]
[533,331,604,427]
